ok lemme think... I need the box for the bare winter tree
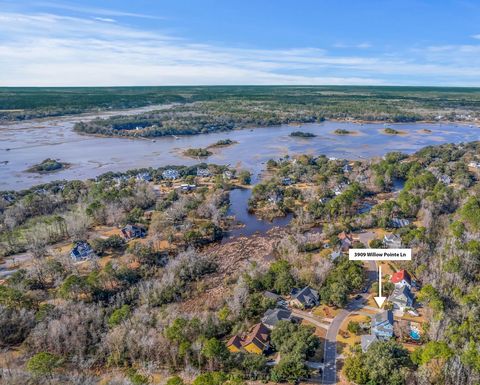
[63,208,91,240]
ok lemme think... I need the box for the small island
[27,158,68,173]
[334,128,355,135]
[208,139,238,147]
[290,131,316,138]
[383,127,401,135]
[183,147,213,158]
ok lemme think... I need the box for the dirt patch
[177,229,286,313]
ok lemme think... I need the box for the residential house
[289,286,319,309]
[389,285,414,312]
[226,323,270,355]
[223,170,233,180]
[113,175,129,185]
[121,224,147,240]
[319,197,331,204]
[384,233,402,248]
[361,334,378,352]
[438,174,451,185]
[197,168,211,177]
[70,241,96,262]
[135,172,152,182]
[468,161,480,169]
[330,250,342,261]
[390,218,410,228]
[162,169,180,180]
[343,164,353,173]
[2,194,16,203]
[226,335,243,353]
[430,169,451,185]
[371,310,394,340]
[333,182,348,196]
[267,191,282,204]
[180,184,196,192]
[338,231,354,251]
[261,308,293,329]
[391,269,412,289]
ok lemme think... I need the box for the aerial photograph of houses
[1,1,480,385]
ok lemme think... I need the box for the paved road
[322,260,377,384]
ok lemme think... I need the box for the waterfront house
[121,224,147,240]
[389,285,414,312]
[223,170,233,180]
[371,310,394,340]
[261,308,293,329]
[391,269,412,289]
[70,241,96,262]
[196,168,211,177]
[289,286,319,309]
[162,169,180,180]
[135,172,152,182]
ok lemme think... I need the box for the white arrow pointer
[374,264,386,308]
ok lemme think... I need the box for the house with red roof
[391,269,412,289]
[226,323,270,355]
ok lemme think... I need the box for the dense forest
[1,86,480,125]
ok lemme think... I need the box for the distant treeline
[1,85,480,122]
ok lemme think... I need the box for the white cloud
[34,1,165,19]
[0,10,479,86]
[93,17,116,23]
[333,42,372,49]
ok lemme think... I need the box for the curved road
[322,261,377,384]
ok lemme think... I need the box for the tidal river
[1,109,479,191]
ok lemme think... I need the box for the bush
[347,321,361,335]
[166,376,185,385]
[26,352,63,376]
[108,305,131,327]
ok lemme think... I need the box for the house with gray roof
[390,218,410,228]
[289,286,319,309]
[371,310,394,340]
[384,233,402,248]
[261,308,293,329]
[389,285,414,312]
[361,334,378,352]
[70,241,96,262]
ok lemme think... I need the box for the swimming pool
[410,329,421,340]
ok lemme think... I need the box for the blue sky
[1,0,480,86]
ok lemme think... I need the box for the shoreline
[69,118,480,141]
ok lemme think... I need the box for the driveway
[291,309,331,330]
